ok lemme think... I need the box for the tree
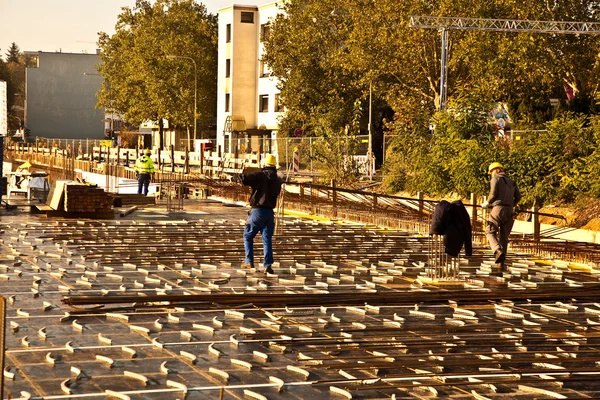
[97,0,218,148]
[264,2,363,135]
[5,42,20,64]
[0,43,26,133]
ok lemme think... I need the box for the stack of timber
[64,184,112,213]
[36,180,114,218]
[110,193,156,206]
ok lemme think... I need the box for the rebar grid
[3,211,600,399]
[427,234,460,281]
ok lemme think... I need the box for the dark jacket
[240,167,282,209]
[430,200,472,257]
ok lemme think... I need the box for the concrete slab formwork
[1,204,600,398]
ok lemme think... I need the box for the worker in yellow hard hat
[135,149,155,195]
[481,162,521,271]
[235,154,282,275]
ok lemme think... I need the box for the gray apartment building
[26,52,103,139]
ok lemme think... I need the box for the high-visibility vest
[135,155,155,174]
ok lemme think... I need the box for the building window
[259,60,270,77]
[241,12,254,23]
[225,59,231,78]
[225,94,230,112]
[274,94,284,112]
[260,24,271,42]
[259,95,269,112]
[226,24,231,42]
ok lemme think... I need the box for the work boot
[264,266,275,275]
[241,263,254,269]
[494,248,504,263]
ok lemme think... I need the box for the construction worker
[481,162,521,268]
[135,149,155,196]
[236,154,282,274]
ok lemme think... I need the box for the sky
[0,0,266,58]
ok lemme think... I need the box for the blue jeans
[244,208,275,268]
[138,173,150,195]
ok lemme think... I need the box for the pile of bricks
[64,183,112,213]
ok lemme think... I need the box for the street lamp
[166,55,197,143]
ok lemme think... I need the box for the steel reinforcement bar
[63,285,600,306]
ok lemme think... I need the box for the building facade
[217,2,283,155]
[25,52,104,139]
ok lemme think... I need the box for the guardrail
[4,142,272,178]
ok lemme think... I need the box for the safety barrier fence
[6,137,376,180]
[5,141,597,268]
[29,135,376,178]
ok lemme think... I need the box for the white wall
[217,2,283,151]
[257,2,283,131]
[79,171,159,195]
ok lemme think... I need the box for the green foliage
[384,105,600,208]
[5,43,20,64]
[265,0,600,197]
[97,0,217,146]
[310,99,363,185]
[264,1,365,139]
[0,43,25,133]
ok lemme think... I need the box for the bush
[384,103,599,208]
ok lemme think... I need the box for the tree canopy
[5,42,21,64]
[263,0,600,204]
[97,0,218,147]
[0,43,26,133]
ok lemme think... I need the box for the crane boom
[409,16,600,34]
[409,16,600,110]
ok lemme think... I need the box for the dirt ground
[538,200,600,231]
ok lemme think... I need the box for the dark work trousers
[138,173,151,196]
[485,205,514,263]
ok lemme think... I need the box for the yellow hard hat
[19,161,32,169]
[488,162,503,174]
[145,149,152,156]
[264,154,277,167]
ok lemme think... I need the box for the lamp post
[166,55,197,143]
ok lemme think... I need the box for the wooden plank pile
[110,193,156,206]
[36,180,113,218]
[64,183,112,213]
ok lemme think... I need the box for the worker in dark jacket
[135,149,155,196]
[482,162,521,265]
[430,200,472,257]
[237,154,282,274]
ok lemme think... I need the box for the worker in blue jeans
[236,154,282,275]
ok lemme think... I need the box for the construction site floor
[1,200,600,399]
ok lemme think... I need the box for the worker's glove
[481,201,489,209]
[135,172,139,178]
